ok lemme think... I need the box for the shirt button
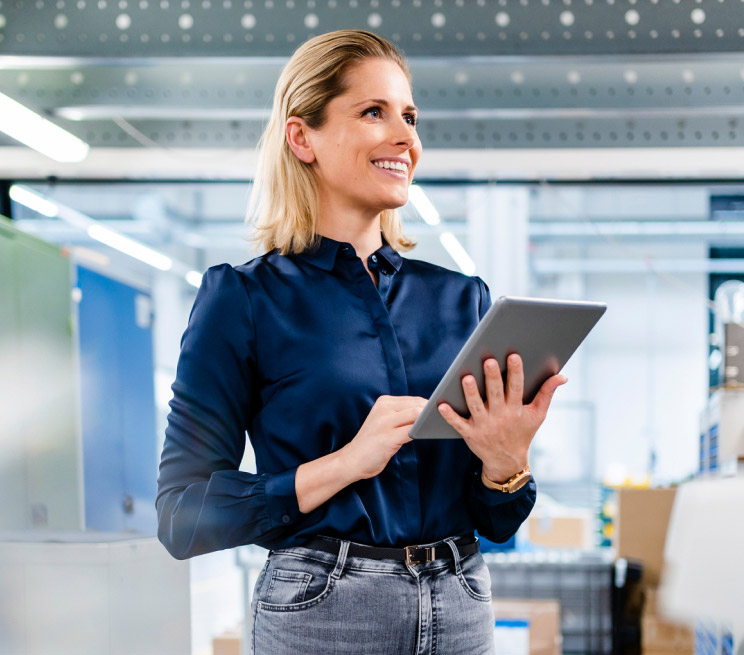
[381,269,388,275]
[281,514,291,524]
[370,254,378,263]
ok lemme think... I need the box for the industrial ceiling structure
[2,2,744,179]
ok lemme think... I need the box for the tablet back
[409,296,606,439]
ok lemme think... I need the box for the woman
[156,29,566,654]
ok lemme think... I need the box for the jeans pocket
[255,552,335,612]
[457,552,493,602]
[265,569,312,605]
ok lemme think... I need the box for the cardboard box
[212,631,241,655]
[641,588,694,655]
[492,599,562,655]
[615,487,677,586]
[527,511,594,549]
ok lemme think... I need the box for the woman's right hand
[340,395,427,481]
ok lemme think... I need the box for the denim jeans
[249,535,495,655]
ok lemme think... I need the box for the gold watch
[481,466,531,493]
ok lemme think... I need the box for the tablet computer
[409,296,607,439]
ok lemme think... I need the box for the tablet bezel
[408,296,607,440]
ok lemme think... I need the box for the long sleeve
[464,275,537,543]
[155,264,320,559]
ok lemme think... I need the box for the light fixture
[440,232,476,276]
[7,186,209,281]
[185,271,203,288]
[0,92,90,163]
[8,185,59,217]
[408,184,441,226]
[407,184,476,275]
[87,224,173,271]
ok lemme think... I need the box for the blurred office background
[1,4,743,655]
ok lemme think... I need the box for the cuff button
[281,514,291,524]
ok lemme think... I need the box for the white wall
[527,222,710,487]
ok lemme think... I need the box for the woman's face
[305,57,422,218]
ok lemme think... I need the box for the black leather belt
[302,534,479,566]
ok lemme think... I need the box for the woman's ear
[286,117,316,164]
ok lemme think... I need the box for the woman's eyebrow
[352,98,419,113]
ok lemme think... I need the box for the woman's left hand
[437,354,567,483]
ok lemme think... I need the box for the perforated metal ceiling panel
[2,2,744,164]
[1,1,743,56]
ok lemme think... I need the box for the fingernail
[438,405,447,413]
[485,360,496,371]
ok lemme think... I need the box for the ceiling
[2,2,744,179]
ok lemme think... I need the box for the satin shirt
[156,235,536,559]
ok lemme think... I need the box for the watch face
[508,474,531,493]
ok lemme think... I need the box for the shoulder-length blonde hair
[246,29,417,256]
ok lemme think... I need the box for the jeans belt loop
[405,545,436,566]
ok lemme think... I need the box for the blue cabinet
[76,266,158,533]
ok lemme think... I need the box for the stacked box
[642,588,694,655]
[614,487,677,587]
[492,599,562,655]
[485,550,613,655]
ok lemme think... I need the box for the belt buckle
[405,545,435,566]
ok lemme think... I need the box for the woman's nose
[390,117,415,148]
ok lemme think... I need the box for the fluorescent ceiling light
[185,270,203,288]
[11,185,209,287]
[54,106,272,121]
[87,224,173,271]
[10,185,174,273]
[408,184,441,226]
[439,231,476,276]
[9,185,59,217]
[0,93,90,163]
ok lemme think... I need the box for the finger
[436,402,471,438]
[388,406,425,428]
[394,425,414,443]
[461,374,487,418]
[504,354,524,408]
[379,395,426,410]
[529,374,568,416]
[483,358,504,408]
[390,398,428,414]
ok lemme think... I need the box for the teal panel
[0,220,26,529]
[0,216,82,530]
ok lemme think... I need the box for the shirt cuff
[470,474,536,507]
[264,467,301,529]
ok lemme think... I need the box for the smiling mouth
[372,160,409,176]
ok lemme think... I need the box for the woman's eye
[405,114,418,127]
[363,107,381,119]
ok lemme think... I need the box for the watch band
[481,465,531,493]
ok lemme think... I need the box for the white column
[466,185,529,297]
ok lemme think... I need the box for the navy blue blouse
[156,235,536,559]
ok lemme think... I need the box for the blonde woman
[156,29,566,654]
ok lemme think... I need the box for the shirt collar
[296,233,403,273]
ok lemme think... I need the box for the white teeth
[373,160,408,174]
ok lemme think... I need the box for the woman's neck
[317,213,384,263]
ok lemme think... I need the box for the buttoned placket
[336,244,424,534]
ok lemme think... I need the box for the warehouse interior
[1,3,743,655]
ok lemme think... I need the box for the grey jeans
[249,535,496,655]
